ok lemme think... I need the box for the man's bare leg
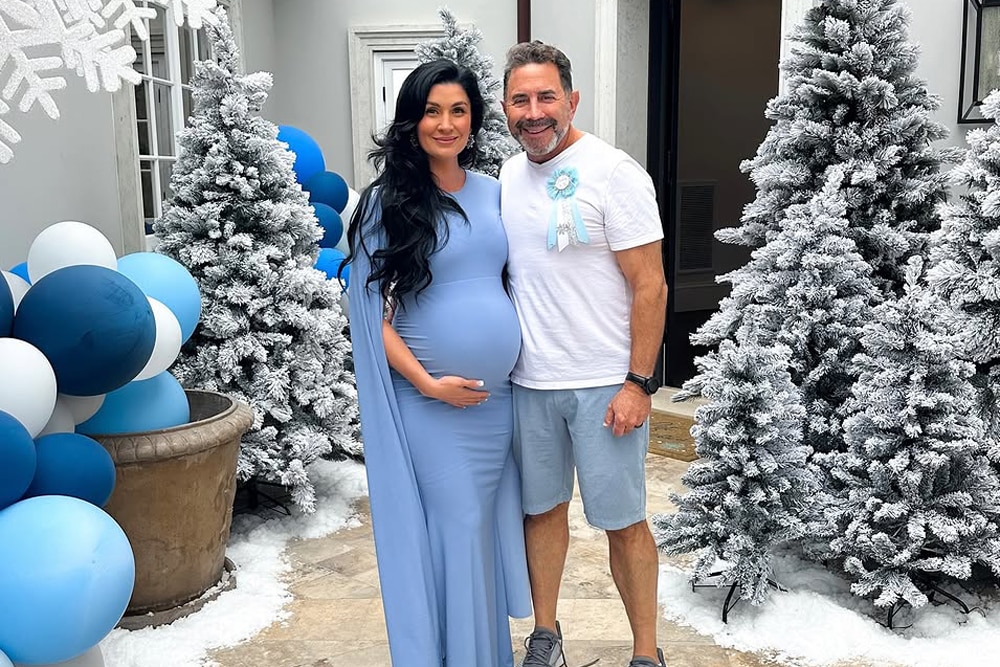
[607,519,659,660]
[524,501,571,632]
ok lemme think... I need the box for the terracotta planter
[93,390,253,627]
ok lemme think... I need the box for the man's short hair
[503,41,573,96]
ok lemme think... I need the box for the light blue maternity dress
[348,170,531,667]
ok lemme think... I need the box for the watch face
[645,377,660,394]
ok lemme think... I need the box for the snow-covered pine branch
[416,7,520,178]
[154,7,360,511]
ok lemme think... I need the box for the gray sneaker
[627,648,666,667]
[520,621,566,667]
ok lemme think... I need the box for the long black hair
[343,59,485,304]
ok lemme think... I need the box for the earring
[466,134,476,149]
[410,134,419,149]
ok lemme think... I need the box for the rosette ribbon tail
[547,208,559,249]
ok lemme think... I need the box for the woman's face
[417,82,472,166]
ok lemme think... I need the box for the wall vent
[677,182,715,273]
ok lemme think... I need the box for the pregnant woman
[345,60,531,667]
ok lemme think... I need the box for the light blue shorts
[512,383,648,531]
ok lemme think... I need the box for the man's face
[503,63,579,163]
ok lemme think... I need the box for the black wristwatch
[625,371,660,395]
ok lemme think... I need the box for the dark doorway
[647,0,782,387]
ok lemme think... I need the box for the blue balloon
[117,252,201,344]
[340,261,351,288]
[0,411,35,511]
[8,263,29,283]
[277,125,325,185]
[315,247,346,281]
[0,496,134,665]
[12,266,156,397]
[0,279,12,338]
[313,203,344,249]
[76,371,189,436]
[25,433,115,507]
[304,170,350,213]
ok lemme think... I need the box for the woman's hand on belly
[421,375,490,408]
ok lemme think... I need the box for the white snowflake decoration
[0,0,218,163]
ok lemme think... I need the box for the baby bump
[394,279,521,387]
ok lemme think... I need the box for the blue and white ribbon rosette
[546,167,589,251]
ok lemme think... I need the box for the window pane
[158,159,175,205]
[134,82,151,155]
[131,23,147,75]
[979,7,1000,102]
[149,4,170,80]
[180,27,194,85]
[183,87,194,123]
[197,27,212,61]
[153,82,175,155]
[140,160,155,222]
[134,80,149,120]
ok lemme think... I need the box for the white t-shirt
[500,133,664,390]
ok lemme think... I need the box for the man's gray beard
[517,124,565,157]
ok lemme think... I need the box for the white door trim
[347,25,445,189]
[779,0,819,93]
[594,0,618,145]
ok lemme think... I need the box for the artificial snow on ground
[100,459,368,667]
[659,552,1000,667]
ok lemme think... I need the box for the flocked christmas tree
[153,7,360,511]
[825,258,1000,610]
[722,0,947,296]
[416,7,519,177]
[927,90,1000,445]
[654,338,819,606]
[686,168,880,457]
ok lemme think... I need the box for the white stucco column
[779,0,819,92]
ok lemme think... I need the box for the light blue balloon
[13,645,105,666]
[76,371,189,436]
[116,252,201,344]
[0,496,134,664]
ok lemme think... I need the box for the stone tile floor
[209,406,882,667]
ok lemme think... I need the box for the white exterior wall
[905,0,967,151]
[531,0,598,135]
[240,0,278,115]
[0,81,120,269]
[0,0,277,270]
[268,0,517,190]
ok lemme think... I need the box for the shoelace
[521,631,560,666]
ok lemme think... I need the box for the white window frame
[375,54,421,135]
[347,25,445,189]
[113,0,242,254]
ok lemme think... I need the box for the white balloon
[133,297,182,381]
[335,188,360,255]
[37,398,75,436]
[59,393,106,425]
[1,271,29,310]
[0,648,12,667]
[0,338,57,437]
[15,644,105,667]
[27,221,118,283]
